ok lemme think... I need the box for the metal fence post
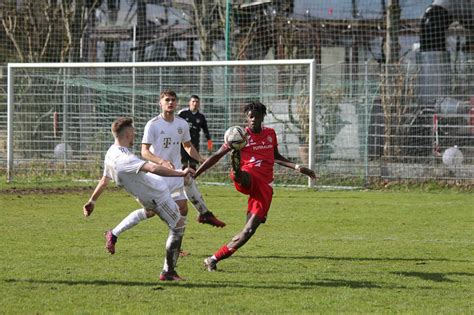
[7,65,14,182]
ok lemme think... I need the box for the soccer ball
[224,126,248,150]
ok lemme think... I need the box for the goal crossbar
[8,59,315,69]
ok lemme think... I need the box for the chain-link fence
[2,59,473,185]
[3,61,317,185]
[1,1,473,184]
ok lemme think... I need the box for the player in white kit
[83,117,193,281]
[141,89,225,227]
[89,90,225,259]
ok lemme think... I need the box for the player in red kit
[194,101,316,271]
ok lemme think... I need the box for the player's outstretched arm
[83,176,110,217]
[141,162,195,177]
[194,144,231,178]
[274,148,317,180]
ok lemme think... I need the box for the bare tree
[191,0,225,61]
[1,0,100,62]
[381,0,402,160]
[1,0,101,158]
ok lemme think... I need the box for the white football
[224,126,248,150]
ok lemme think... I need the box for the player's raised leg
[230,150,251,188]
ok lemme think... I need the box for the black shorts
[181,146,199,169]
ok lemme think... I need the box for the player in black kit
[178,95,213,170]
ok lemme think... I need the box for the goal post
[7,60,316,186]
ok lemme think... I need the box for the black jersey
[178,109,211,150]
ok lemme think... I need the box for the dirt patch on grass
[0,186,121,195]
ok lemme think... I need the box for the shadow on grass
[238,255,471,263]
[4,277,409,290]
[391,271,474,282]
[4,278,164,288]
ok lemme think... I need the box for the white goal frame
[7,59,316,186]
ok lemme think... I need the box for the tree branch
[39,3,53,60]
[1,16,25,62]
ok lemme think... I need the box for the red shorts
[230,171,273,222]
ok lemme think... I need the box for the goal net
[6,60,316,186]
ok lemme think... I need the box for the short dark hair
[189,95,200,101]
[244,101,267,117]
[111,117,134,137]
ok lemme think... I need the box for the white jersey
[142,115,191,191]
[103,144,170,209]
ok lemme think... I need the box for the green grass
[0,186,473,314]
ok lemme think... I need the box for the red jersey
[240,126,277,184]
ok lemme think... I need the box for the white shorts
[170,187,186,201]
[165,176,186,201]
[147,173,186,201]
[154,196,181,229]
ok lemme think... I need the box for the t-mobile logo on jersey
[163,137,172,148]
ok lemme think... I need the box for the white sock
[112,208,148,237]
[183,178,209,215]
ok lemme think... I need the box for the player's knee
[232,170,242,181]
[175,216,187,229]
[176,199,188,216]
[179,205,188,216]
[234,171,251,188]
[145,210,156,218]
[241,172,251,188]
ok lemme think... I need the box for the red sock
[214,244,237,261]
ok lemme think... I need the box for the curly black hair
[243,101,267,117]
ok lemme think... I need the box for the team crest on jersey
[267,136,273,143]
[178,127,183,134]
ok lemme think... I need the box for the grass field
[0,185,473,314]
